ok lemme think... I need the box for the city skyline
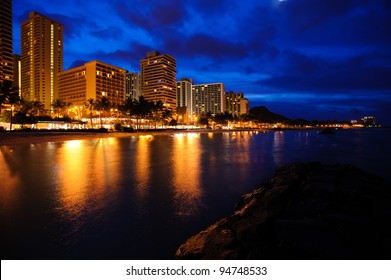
[10,0,391,124]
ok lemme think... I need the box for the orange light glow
[134,136,152,199]
[0,147,22,212]
[171,134,202,218]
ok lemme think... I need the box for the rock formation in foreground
[176,162,391,259]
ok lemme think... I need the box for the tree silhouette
[93,97,111,127]
[51,99,66,118]
[85,98,95,128]
[132,96,150,130]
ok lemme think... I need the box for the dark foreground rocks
[176,162,391,259]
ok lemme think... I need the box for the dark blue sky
[12,0,391,124]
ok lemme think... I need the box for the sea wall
[176,162,391,259]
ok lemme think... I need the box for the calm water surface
[1,129,390,259]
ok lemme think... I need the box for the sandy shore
[0,129,259,146]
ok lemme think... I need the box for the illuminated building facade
[13,54,21,97]
[176,78,193,107]
[140,51,176,111]
[58,60,126,107]
[225,91,249,116]
[191,82,226,116]
[20,12,64,111]
[125,72,141,100]
[0,0,13,83]
[176,78,193,123]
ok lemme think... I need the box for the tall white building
[126,72,141,100]
[191,82,225,116]
[176,79,226,118]
[176,78,193,107]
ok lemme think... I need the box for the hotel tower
[0,0,13,83]
[20,12,64,111]
[58,60,126,108]
[191,82,225,115]
[140,51,176,111]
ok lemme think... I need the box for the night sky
[12,0,391,124]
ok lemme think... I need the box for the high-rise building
[58,60,126,108]
[191,82,226,116]
[20,12,64,111]
[13,54,21,97]
[140,51,176,111]
[125,72,141,100]
[176,78,193,108]
[176,78,193,123]
[225,91,249,116]
[0,0,13,83]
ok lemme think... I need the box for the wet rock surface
[176,162,391,259]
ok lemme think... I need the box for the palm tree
[93,97,111,127]
[0,81,20,129]
[0,82,8,115]
[85,98,95,128]
[150,100,164,129]
[7,91,21,130]
[51,99,66,118]
[161,109,173,127]
[122,97,135,127]
[64,102,73,117]
[1,80,18,115]
[132,96,150,130]
[30,101,47,116]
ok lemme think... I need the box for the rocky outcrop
[176,162,391,259]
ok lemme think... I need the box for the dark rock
[176,162,391,259]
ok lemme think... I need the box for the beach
[0,129,254,146]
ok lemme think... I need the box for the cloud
[259,50,391,92]
[90,27,124,41]
[113,0,187,32]
[164,33,248,59]
[68,60,88,69]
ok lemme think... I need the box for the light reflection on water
[134,135,152,199]
[0,148,21,213]
[171,133,202,218]
[1,129,390,259]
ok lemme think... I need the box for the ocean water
[1,129,390,259]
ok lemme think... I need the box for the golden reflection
[273,131,284,165]
[0,147,21,212]
[172,134,202,218]
[56,138,122,219]
[139,135,154,141]
[232,132,251,164]
[56,140,89,217]
[92,138,122,189]
[208,132,214,139]
[134,136,151,198]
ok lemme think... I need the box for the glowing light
[135,135,152,199]
[171,132,202,218]
[139,135,154,141]
[0,148,22,211]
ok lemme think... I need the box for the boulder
[176,162,391,259]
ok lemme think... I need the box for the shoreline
[0,128,262,146]
[1,126,384,146]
